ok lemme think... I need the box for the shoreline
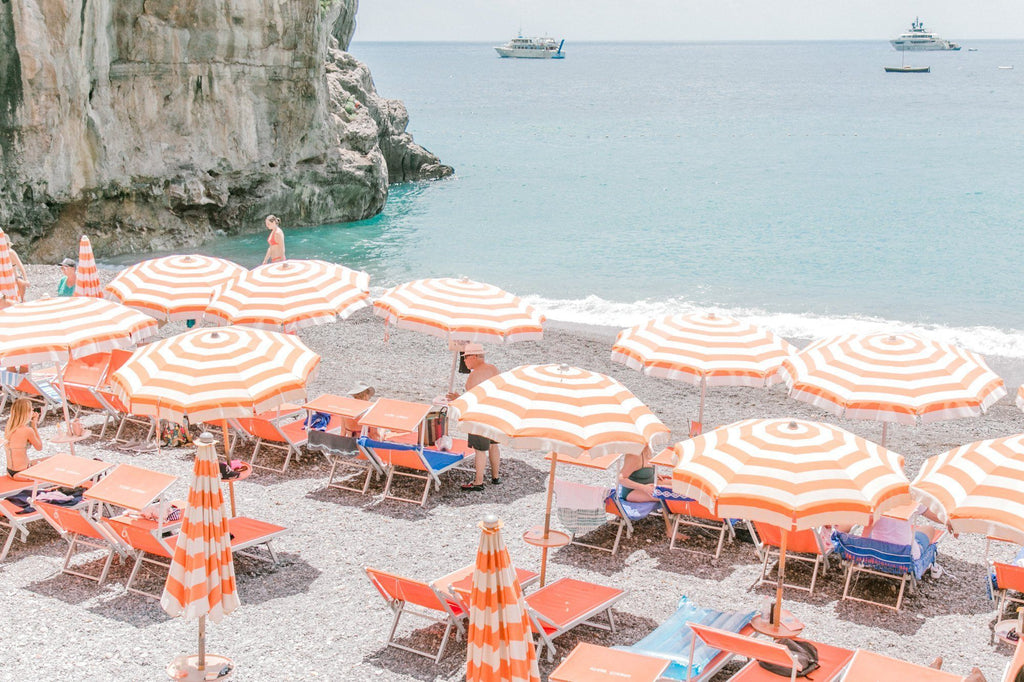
[2,263,1020,680]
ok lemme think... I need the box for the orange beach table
[549,642,669,682]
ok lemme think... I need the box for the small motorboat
[884,65,931,73]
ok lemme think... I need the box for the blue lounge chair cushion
[831,529,939,581]
[606,488,659,521]
[358,437,465,473]
[620,596,755,680]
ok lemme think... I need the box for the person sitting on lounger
[4,398,42,480]
[618,445,670,503]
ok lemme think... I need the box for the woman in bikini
[262,214,285,264]
[617,445,670,503]
[4,398,42,480]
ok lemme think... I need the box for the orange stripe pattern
[612,313,795,387]
[106,255,246,321]
[73,235,103,298]
[0,297,158,366]
[449,364,669,457]
[373,278,545,343]
[0,229,19,302]
[110,327,320,423]
[205,259,369,333]
[465,518,540,682]
[667,418,911,530]
[779,333,1005,426]
[913,434,1024,545]
[161,435,240,622]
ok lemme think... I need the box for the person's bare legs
[16,278,27,301]
[488,444,501,482]
[928,657,943,670]
[469,448,487,486]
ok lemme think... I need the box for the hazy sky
[353,1,1024,42]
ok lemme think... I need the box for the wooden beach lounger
[358,432,473,506]
[832,526,944,611]
[664,497,736,560]
[232,409,339,474]
[688,623,853,681]
[752,522,832,595]
[35,502,122,584]
[524,577,626,662]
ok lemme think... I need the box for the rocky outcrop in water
[0,0,451,259]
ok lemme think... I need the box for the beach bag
[422,407,447,446]
[757,638,819,678]
[304,411,331,432]
[160,421,192,447]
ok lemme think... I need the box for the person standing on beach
[262,214,285,264]
[56,257,76,296]
[448,343,502,491]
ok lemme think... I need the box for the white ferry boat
[495,35,565,59]
[891,18,961,51]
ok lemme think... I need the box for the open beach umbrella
[73,235,103,298]
[0,229,19,302]
[373,277,545,391]
[105,254,247,322]
[204,259,369,333]
[162,432,239,679]
[778,333,1006,445]
[0,297,158,450]
[465,514,541,682]
[449,363,669,583]
[665,418,911,626]
[611,312,795,430]
[912,434,1024,545]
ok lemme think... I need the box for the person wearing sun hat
[56,257,76,296]
[447,342,502,491]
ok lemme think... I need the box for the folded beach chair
[365,566,467,663]
[663,496,737,560]
[306,430,384,494]
[752,522,831,595]
[832,526,944,611]
[620,596,756,681]
[232,410,337,474]
[35,501,123,584]
[688,623,854,681]
[358,434,472,506]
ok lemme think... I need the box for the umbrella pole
[57,361,77,456]
[198,616,206,671]
[698,376,707,430]
[447,349,459,394]
[774,528,788,626]
[222,419,236,518]
[540,455,558,587]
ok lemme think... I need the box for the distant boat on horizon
[884,65,931,73]
[495,35,565,59]
[891,17,961,51]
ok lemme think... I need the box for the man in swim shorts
[449,343,502,491]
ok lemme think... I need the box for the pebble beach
[3,263,1022,681]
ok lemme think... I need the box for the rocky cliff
[0,0,451,259]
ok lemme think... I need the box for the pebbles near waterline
[2,263,1020,680]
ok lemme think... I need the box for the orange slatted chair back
[690,623,794,669]
[753,521,823,554]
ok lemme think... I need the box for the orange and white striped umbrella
[779,333,1006,427]
[465,515,540,682]
[913,434,1024,545]
[73,235,103,298]
[0,230,18,303]
[106,254,246,321]
[449,364,669,457]
[0,297,158,366]
[373,277,544,343]
[205,259,369,332]
[110,327,320,424]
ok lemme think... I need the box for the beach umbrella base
[167,654,234,680]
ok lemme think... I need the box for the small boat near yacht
[884,65,931,73]
[495,35,565,59]
[891,18,960,51]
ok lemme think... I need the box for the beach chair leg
[382,468,396,501]
[385,602,406,648]
[714,524,727,559]
[895,576,907,611]
[809,558,820,595]
[610,520,625,555]
[842,564,855,602]
[434,621,454,663]
[125,553,145,594]
[0,527,16,561]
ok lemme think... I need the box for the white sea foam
[519,294,1024,360]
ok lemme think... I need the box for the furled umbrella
[449,363,669,583]
[162,432,239,680]
[0,229,20,302]
[204,259,369,333]
[665,418,911,629]
[778,333,1006,445]
[106,254,247,322]
[73,235,103,298]
[913,434,1024,544]
[612,312,795,431]
[373,277,545,391]
[0,297,158,450]
[465,514,541,682]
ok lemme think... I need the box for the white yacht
[495,35,565,59]
[891,18,961,51]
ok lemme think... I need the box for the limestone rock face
[0,0,452,259]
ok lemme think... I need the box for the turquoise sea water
[149,42,1024,354]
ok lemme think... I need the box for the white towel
[553,479,607,510]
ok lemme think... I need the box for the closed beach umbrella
[465,514,541,682]
[913,434,1024,544]
[106,254,246,321]
[205,259,369,333]
[778,333,1005,444]
[162,432,239,679]
[666,418,910,625]
[73,235,103,298]
[0,229,19,302]
[611,312,795,429]
[450,363,669,583]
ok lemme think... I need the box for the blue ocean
[165,42,1024,355]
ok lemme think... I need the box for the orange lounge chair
[93,387,158,443]
[752,522,831,595]
[305,430,385,494]
[840,649,968,681]
[550,642,670,682]
[688,623,854,682]
[993,562,1024,625]
[60,352,111,417]
[365,566,467,663]
[664,497,737,560]
[35,501,122,584]
[231,410,338,474]
[0,476,45,561]
[524,577,626,662]
[1003,640,1024,682]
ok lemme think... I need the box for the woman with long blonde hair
[4,398,42,478]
